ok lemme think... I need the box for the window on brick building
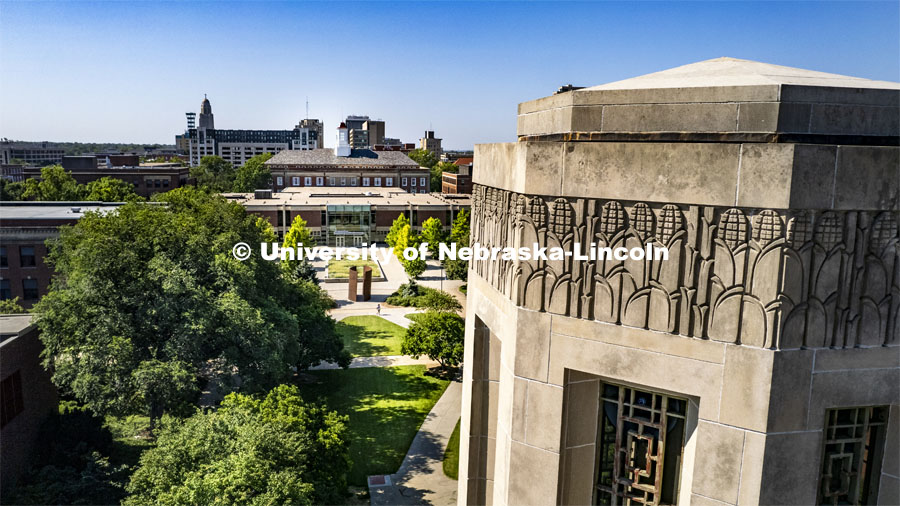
[363,178,370,187]
[386,177,393,186]
[0,279,10,300]
[594,382,687,505]
[0,371,24,428]
[19,246,35,267]
[316,177,324,186]
[305,177,312,186]
[0,246,6,268]
[276,176,284,186]
[375,177,381,186]
[420,177,426,187]
[818,406,888,505]
[22,279,38,300]
[402,177,408,187]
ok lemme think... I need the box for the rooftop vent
[555,84,584,94]
[254,189,273,200]
[70,207,81,213]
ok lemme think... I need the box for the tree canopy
[385,213,410,248]
[35,187,348,426]
[232,153,273,192]
[420,217,445,255]
[125,384,351,506]
[444,209,470,281]
[190,155,236,192]
[22,165,86,201]
[407,149,438,169]
[401,310,465,368]
[83,177,144,202]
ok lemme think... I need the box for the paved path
[310,354,437,370]
[369,380,462,506]
[330,306,420,329]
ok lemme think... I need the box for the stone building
[458,58,899,505]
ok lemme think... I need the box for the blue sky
[1,1,897,149]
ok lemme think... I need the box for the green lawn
[336,315,405,357]
[327,259,382,279]
[300,365,450,486]
[443,418,461,480]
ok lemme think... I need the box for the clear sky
[1,1,897,149]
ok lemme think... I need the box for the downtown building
[265,123,432,194]
[0,140,64,167]
[458,58,899,505]
[181,96,323,167]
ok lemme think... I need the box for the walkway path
[310,354,437,370]
[368,380,462,506]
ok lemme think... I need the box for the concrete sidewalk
[310,354,437,370]
[368,380,462,506]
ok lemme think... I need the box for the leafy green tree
[282,214,316,274]
[0,179,25,201]
[83,177,144,202]
[401,310,465,368]
[125,385,350,506]
[420,217,445,255]
[0,297,25,314]
[232,152,273,192]
[407,148,438,169]
[420,290,462,312]
[444,209,470,281]
[385,213,410,248]
[394,224,427,279]
[35,188,347,426]
[430,161,458,192]
[190,155,235,192]
[22,165,85,201]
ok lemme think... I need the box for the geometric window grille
[819,406,888,505]
[594,383,688,505]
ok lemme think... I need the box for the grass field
[300,365,449,486]
[336,315,405,357]
[443,418,461,480]
[327,259,382,279]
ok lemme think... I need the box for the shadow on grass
[336,316,405,357]
[296,365,449,487]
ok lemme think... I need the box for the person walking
[376,303,381,316]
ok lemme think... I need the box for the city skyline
[1,1,898,149]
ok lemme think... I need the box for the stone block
[758,431,820,505]
[487,380,499,439]
[522,142,563,196]
[513,308,551,382]
[882,405,900,477]
[691,421,745,504]
[559,142,741,207]
[550,314,725,364]
[507,441,560,506]
[524,381,564,452]
[719,345,774,432]
[563,379,599,448]
[560,444,596,505]
[808,367,900,430]
[600,103,740,133]
[776,102,813,132]
[788,144,838,209]
[809,104,899,136]
[737,431,765,506]
[735,143,795,209]
[780,85,899,107]
[510,378,528,443]
[767,349,814,432]
[548,333,721,420]
[569,105,605,132]
[690,494,733,506]
[833,146,899,211]
[813,345,900,371]
[879,474,900,506]
[737,102,780,132]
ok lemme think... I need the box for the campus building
[0,141,64,167]
[23,156,190,198]
[225,186,470,247]
[0,314,58,495]
[458,58,900,505]
[181,96,323,167]
[265,123,432,194]
[442,156,474,194]
[419,130,442,158]
[0,202,126,308]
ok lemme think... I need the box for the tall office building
[180,96,319,167]
[364,120,385,146]
[419,130,442,158]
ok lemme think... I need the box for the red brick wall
[1,242,53,309]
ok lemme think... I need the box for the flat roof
[0,201,127,220]
[223,187,471,207]
[0,314,34,342]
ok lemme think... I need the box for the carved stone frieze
[470,184,900,350]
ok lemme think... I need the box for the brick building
[23,157,190,198]
[265,124,432,194]
[0,314,59,495]
[225,187,470,247]
[0,202,125,308]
